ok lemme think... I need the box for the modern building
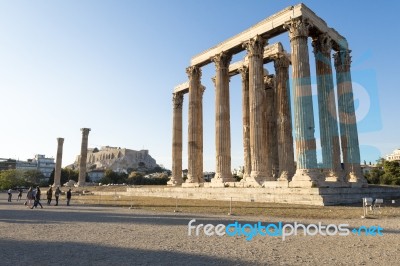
[0,155,55,179]
[386,149,400,162]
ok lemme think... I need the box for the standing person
[31,186,43,209]
[54,187,61,206]
[7,189,12,202]
[25,187,34,207]
[17,188,23,201]
[46,187,53,205]
[66,189,72,206]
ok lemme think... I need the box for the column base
[182,182,204,188]
[289,169,321,188]
[211,175,236,184]
[348,171,368,188]
[322,169,345,183]
[262,180,289,188]
[167,178,183,186]
[277,171,291,181]
[240,176,263,187]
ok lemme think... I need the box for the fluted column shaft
[334,50,366,185]
[264,75,278,180]
[274,55,295,180]
[285,18,319,186]
[78,128,90,186]
[239,66,251,179]
[212,52,234,182]
[169,92,184,186]
[53,138,64,187]
[312,34,342,181]
[198,85,205,183]
[243,35,267,184]
[186,66,202,183]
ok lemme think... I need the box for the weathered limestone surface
[185,66,203,184]
[243,35,267,186]
[212,52,235,184]
[125,186,400,206]
[264,74,278,180]
[77,128,90,187]
[191,4,347,67]
[285,18,320,188]
[312,34,343,183]
[239,66,251,181]
[53,138,64,187]
[274,55,295,181]
[169,92,184,186]
[334,50,367,187]
[173,4,367,193]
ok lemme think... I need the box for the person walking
[17,188,23,201]
[66,189,72,206]
[46,187,53,205]
[31,186,43,209]
[25,187,34,207]
[54,186,61,206]
[7,189,12,202]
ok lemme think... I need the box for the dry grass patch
[70,193,400,220]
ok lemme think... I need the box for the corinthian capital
[172,92,184,110]
[284,18,310,40]
[242,35,266,58]
[238,65,248,80]
[200,85,206,99]
[333,50,352,72]
[212,52,232,71]
[274,54,290,70]
[264,74,275,90]
[312,33,332,55]
[186,65,202,81]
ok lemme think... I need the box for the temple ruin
[169,3,368,189]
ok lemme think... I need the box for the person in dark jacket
[31,186,43,209]
[66,189,72,206]
[46,187,53,205]
[54,187,61,206]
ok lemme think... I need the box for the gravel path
[1,192,399,265]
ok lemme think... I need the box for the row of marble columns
[170,18,366,188]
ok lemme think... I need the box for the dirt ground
[1,192,399,265]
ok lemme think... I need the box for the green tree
[0,170,25,189]
[381,161,400,185]
[23,170,45,185]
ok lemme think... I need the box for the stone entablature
[191,4,346,67]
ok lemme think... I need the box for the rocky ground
[1,193,399,265]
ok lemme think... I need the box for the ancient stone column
[333,49,367,187]
[168,92,184,186]
[239,66,251,180]
[274,55,295,181]
[312,34,342,183]
[53,137,64,187]
[264,74,278,180]
[284,18,319,187]
[198,85,205,183]
[212,52,235,184]
[185,66,203,184]
[243,35,267,185]
[78,128,90,187]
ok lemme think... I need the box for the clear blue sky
[0,0,398,171]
